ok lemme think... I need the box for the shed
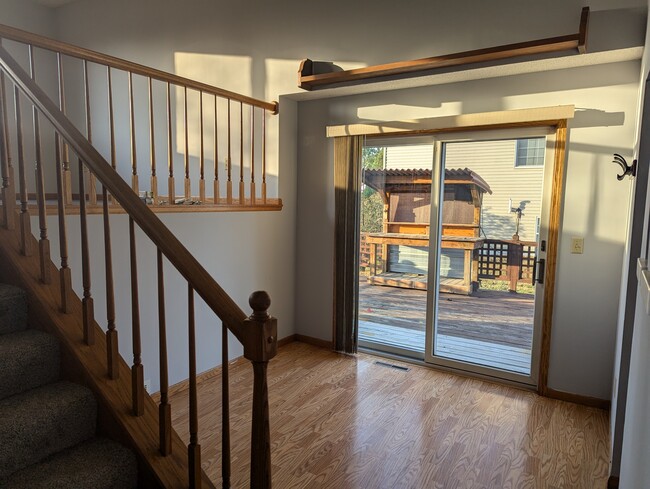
[363,168,492,295]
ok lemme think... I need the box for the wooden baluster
[107,66,116,210]
[1,64,16,227]
[167,83,174,204]
[226,99,232,204]
[244,291,277,489]
[157,249,171,455]
[149,78,157,204]
[54,134,72,312]
[107,67,116,171]
[0,72,14,230]
[250,106,256,205]
[83,60,97,206]
[239,102,244,205]
[262,109,267,203]
[187,285,201,488]
[222,321,231,488]
[77,158,94,345]
[213,95,220,204]
[102,180,118,379]
[129,72,138,194]
[199,91,205,202]
[29,47,50,284]
[184,87,190,200]
[13,86,30,255]
[56,52,72,204]
[129,217,144,415]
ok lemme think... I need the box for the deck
[358,280,534,374]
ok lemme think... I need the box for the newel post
[243,291,277,489]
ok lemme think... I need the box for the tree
[360,147,385,233]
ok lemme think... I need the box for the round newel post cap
[249,290,271,321]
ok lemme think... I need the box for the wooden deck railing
[0,43,277,488]
[360,233,536,292]
[478,238,537,291]
[0,23,279,211]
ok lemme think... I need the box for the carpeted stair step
[0,381,97,479]
[0,329,60,400]
[1,437,138,489]
[0,284,28,335]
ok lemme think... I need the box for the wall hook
[612,153,636,181]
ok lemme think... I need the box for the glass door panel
[425,128,555,386]
[357,138,436,358]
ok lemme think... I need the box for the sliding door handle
[535,258,545,285]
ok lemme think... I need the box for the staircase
[0,24,278,489]
[0,283,138,488]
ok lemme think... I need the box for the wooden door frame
[537,120,566,396]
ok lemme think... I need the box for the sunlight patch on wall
[173,52,252,158]
[357,102,462,122]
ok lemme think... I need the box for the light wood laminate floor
[169,342,609,489]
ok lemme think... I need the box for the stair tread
[0,284,27,335]
[1,437,138,489]
[0,380,97,479]
[0,329,60,400]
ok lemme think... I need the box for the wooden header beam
[299,7,589,91]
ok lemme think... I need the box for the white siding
[386,139,545,241]
[385,145,434,170]
[444,139,544,242]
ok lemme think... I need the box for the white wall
[296,60,641,400]
[0,0,56,35]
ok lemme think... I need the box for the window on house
[515,137,545,167]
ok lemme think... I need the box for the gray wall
[296,60,641,400]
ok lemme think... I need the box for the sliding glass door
[357,128,556,386]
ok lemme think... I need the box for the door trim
[538,120,567,396]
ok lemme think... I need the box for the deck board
[358,280,534,374]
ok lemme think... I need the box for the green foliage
[362,147,385,170]
[361,148,385,233]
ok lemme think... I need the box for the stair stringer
[0,219,217,489]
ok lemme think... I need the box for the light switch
[571,237,584,254]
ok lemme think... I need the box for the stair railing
[0,23,279,210]
[0,43,276,489]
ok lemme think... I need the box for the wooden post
[54,134,72,312]
[157,249,172,456]
[14,86,31,256]
[78,158,95,345]
[222,322,231,488]
[462,249,472,295]
[507,241,523,293]
[243,291,277,489]
[167,82,174,204]
[0,72,15,231]
[187,285,201,489]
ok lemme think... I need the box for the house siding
[385,140,544,242]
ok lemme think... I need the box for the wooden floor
[169,342,609,489]
[359,281,534,373]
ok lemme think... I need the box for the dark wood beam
[299,7,589,90]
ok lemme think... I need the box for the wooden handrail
[0,44,249,341]
[0,23,278,113]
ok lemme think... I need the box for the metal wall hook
[613,153,637,181]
